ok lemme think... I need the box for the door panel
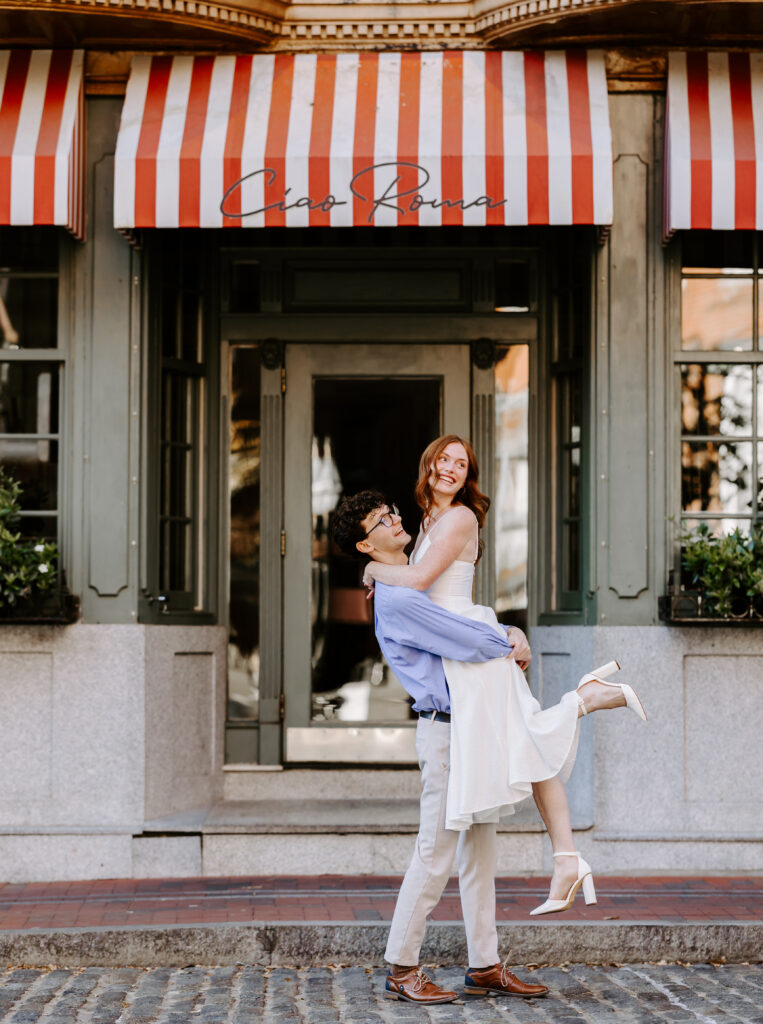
[283,344,470,763]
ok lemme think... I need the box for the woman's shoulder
[443,505,478,531]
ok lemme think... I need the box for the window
[679,233,762,537]
[144,234,212,618]
[0,228,62,541]
[548,232,588,613]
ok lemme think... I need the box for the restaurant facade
[1,0,762,881]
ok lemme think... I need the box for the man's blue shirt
[372,582,512,714]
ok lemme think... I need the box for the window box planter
[659,587,763,624]
[0,589,79,626]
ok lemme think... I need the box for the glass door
[283,343,470,763]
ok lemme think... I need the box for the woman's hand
[362,562,377,597]
[507,626,532,671]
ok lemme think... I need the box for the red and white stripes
[666,51,763,235]
[115,50,613,229]
[0,50,85,241]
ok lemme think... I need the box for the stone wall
[0,624,226,883]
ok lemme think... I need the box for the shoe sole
[384,991,458,1004]
[464,986,548,998]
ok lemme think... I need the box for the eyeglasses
[366,504,400,536]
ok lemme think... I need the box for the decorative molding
[0,0,285,44]
[474,0,628,40]
[6,0,750,57]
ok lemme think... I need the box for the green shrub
[0,468,59,610]
[681,522,763,617]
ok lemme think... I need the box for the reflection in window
[227,347,261,721]
[494,345,529,620]
[682,440,753,515]
[681,278,752,351]
[681,364,752,437]
[311,378,440,723]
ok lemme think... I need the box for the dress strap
[424,506,457,537]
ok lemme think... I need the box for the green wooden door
[283,343,470,763]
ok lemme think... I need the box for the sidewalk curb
[1,921,760,967]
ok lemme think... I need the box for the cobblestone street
[0,964,760,1023]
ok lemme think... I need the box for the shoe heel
[384,991,399,1000]
[582,872,597,905]
[463,987,488,996]
[591,660,620,679]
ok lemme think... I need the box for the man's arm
[375,583,513,663]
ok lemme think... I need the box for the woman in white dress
[362,434,646,916]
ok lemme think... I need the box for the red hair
[414,434,490,560]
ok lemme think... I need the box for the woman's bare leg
[531,777,580,899]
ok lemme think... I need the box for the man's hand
[507,627,531,671]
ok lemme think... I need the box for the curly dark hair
[331,489,387,558]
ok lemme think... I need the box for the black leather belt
[419,709,451,724]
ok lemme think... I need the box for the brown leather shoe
[464,962,549,998]
[384,967,459,1004]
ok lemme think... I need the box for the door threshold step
[141,800,547,834]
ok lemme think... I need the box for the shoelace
[499,961,519,988]
[411,968,429,993]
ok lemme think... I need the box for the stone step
[0,921,759,968]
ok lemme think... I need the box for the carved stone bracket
[260,337,284,370]
[471,337,496,370]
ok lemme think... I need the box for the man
[332,490,549,1006]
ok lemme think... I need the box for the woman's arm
[363,507,477,591]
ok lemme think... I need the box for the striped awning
[0,50,85,241]
[665,51,763,236]
[114,50,613,229]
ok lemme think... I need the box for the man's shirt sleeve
[376,584,512,662]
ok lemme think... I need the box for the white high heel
[529,852,597,917]
[575,661,647,722]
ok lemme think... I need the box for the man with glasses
[331,490,547,1007]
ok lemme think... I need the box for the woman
[362,434,646,916]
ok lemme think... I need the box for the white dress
[412,525,581,831]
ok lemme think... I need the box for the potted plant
[0,468,78,623]
[666,522,763,622]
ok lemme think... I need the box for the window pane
[229,262,261,314]
[0,439,57,510]
[682,517,752,538]
[494,345,529,616]
[680,364,753,437]
[161,520,192,592]
[0,362,59,435]
[168,447,191,517]
[0,227,59,272]
[564,520,580,593]
[681,230,753,273]
[494,261,531,313]
[758,442,763,514]
[228,347,261,721]
[0,277,57,349]
[163,373,193,444]
[681,278,753,351]
[180,287,201,363]
[682,440,753,514]
[16,514,57,540]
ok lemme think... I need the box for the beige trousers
[384,715,499,969]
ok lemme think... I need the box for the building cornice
[2,0,762,53]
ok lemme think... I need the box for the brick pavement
[0,964,760,1023]
[0,875,759,931]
